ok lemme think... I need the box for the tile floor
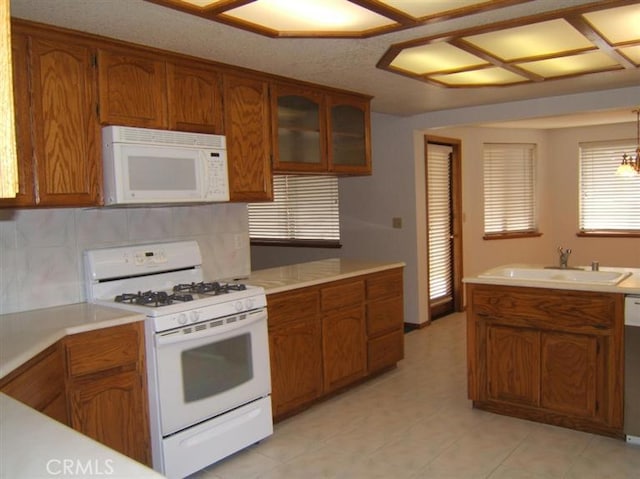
[189,312,640,479]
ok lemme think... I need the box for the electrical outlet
[392,217,402,229]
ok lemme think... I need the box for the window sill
[483,231,543,240]
[250,239,342,248]
[577,231,640,238]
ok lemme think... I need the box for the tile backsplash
[0,203,250,314]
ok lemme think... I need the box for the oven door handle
[155,309,267,347]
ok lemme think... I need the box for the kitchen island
[248,258,406,420]
[464,265,640,439]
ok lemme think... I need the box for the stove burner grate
[115,290,194,307]
[173,281,247,295]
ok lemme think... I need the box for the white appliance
[84,241,272,479]
[102,126,229,205]
[625,295,640,446]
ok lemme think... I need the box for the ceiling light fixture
[616,109,640,177]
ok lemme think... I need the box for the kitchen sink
[478,266,631,285]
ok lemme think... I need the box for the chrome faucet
[558,247,571,269]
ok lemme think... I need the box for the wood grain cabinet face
[97,49,168,128]
[271,83,327,173]
[321,280,366,392]
[64,322,151,466]
[365,269,404,373]
[167,62,223,134]
[3,28,102,207]
[0,344,68,425]
[223,73,273,202]
[271,84,371,175]
[327,94,371,175]
[467,283,624,437]
[267,289,322,420]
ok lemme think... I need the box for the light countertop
[0,303,145,380]
[247,258,406,294]
[0,393,165,479]
[463,264,640,295]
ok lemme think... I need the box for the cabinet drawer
[368,330,404,373]
[367,297,403,337]
[366,269,403,300]
[321,280,365,311]
[268,288,319,327]
[471,286,619,329]
[65,323,142,377]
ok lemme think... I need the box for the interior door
[426,137,463,320]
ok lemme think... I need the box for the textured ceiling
[9,0,640,126]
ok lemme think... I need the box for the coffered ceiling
[9,0,640,125]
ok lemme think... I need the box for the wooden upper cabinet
[0,32,34,207]
[97,49,168,128]
[272,84,371,175]
[328,94,371,175]
[271,83,327,173]
[223,73,273,202]
[29,36,102,206]
[167,62,223,134]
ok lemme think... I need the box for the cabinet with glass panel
[271,82,371,175]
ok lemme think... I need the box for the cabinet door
[168,62,223,134]
[223,73,273,201]
[541,331,599,418]
[0,32,34,207]
[486,324,540,406]
[29,37,101,206]
[271,83,327,173]
[0,344,67,425]
[269,318,323,419]
[327,94,371,175]
[323,305,366,393]
[97,49,168,128]
[68,369,150,466]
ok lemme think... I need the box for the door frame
[425,135,464,315]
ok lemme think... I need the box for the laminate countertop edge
[0,303,145,380]
[246,258,406,295]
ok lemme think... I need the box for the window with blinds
[248,175,340,246]
[579,140,640,233]
[427,143,452,302]
[483,143,538,238]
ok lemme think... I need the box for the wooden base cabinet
[266,267,404,421]
[0,344,68,425]
[467,283,624,438]
[64,322,151,466]
[267,289,322,419]
[1,321,151,466]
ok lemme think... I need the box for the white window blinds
[483,143,537,236]
[427,143,452,301]
[579,140,640,232]
[248,175,340,244]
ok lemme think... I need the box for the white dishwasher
[625,295,640,445]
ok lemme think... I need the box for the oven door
[154,308,270,436]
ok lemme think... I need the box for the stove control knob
[190,310,200,323]
[245,298,254,310]
[177,313,188,325]
[235,301,243,312]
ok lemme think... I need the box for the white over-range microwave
[102,125,229,205]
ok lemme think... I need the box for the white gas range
[84,240,273,479]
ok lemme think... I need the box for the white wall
[0,203,250,314]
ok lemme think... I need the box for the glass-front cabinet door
[328,94,371,175]
[272,84,327,173]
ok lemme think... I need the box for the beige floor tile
[188,313,640,479]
